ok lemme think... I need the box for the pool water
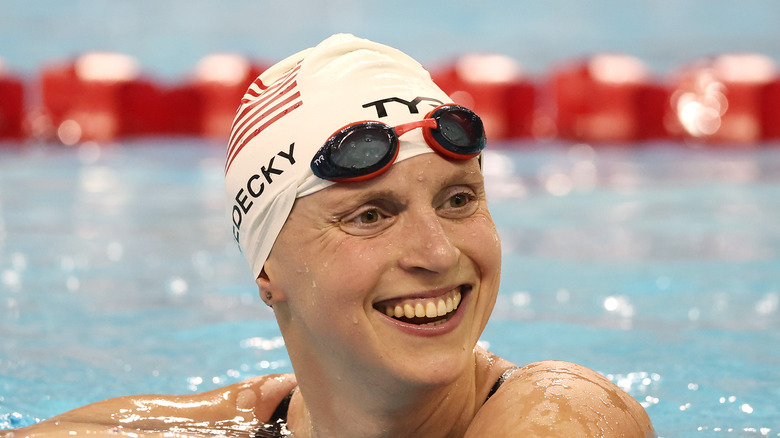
[1,139,779,436]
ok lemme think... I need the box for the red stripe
[241,65,300,103]
[227,65,302,156]
[242,90,260,102]
[225,95,303,173]
[231,78,297,144]
[241,77,267,102]
[229,89,301,158]
[230,82,297,149]
[254,76,268,91]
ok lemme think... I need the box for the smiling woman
[1,34,655,438]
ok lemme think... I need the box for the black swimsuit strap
[485,366,520,404]
[269,388,295,423]
[254,388,296,438]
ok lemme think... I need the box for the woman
[3,34,654,438]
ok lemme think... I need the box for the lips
[373,285,469,327]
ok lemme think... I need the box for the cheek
[329,238,390,289]
[300,235,390,308]
[458,215,502,272]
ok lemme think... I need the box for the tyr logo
[362,96,444,118]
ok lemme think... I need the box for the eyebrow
[324,187,401,215]
[324,166,485,209]
[439,167,485,188]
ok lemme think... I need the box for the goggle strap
[393,118,438,137]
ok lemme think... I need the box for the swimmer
[2,34,655,438]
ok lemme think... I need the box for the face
[260,152,501,387]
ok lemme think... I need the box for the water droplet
[107,241,123,261]
[1,270,21,289]
[511,291,531,307]
[555,288,570,303]
[755,292,778,315]
[603,295,634,317]
[60,256,76,272]
[168,277,188,295]
[11,253,26,271]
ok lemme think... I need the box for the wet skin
[261,152,502,389]
[258,153,505,437]
[2,154,654,437]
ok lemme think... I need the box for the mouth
[373,285,471,327]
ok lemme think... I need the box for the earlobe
[257,267,285,307]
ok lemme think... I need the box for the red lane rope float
[547,54,670,143]
[1,51,778,145]
[40,52,146,143]
[667,53,779,144]
[34,51,267,144]
[0,59,25,141]
[189,53,268,140]
[765,78,780,140]
[430,54,536,142]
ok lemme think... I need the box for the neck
[287,353,483,438]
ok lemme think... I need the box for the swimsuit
[254,367,519,438]
[486,366,519,401]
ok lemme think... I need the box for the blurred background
[2,0,780,78]
[1,1,779,437]
[2,0,780,145]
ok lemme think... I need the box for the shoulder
[6,373,298,436]
[117,372,298,422]
[139,372,298,422]
[227,372,298,420]
[466,360,656,438]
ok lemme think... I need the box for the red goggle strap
[393,118,438,137]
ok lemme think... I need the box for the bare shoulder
[1,373,297,437]
[222,372,298,420]
[466,360,655,438]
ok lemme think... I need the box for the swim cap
[225,34,453,278]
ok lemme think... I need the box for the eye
[339,203,396,236]
[357,208,381,224]
[448,192,471,209]
[437,188,479,219]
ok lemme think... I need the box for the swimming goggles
[310,104,486,182]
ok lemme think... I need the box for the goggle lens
[330,125,394,169]
[425,106,485,157]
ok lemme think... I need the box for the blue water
[1,140,778,436]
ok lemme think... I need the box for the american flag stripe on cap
[225,63,303,173]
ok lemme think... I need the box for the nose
[397,209,461,274]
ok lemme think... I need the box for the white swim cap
[225,34,453,279]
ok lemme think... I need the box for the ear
[256,266,287,307]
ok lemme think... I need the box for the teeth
[426,302,437,318]
[383,289,463,323]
